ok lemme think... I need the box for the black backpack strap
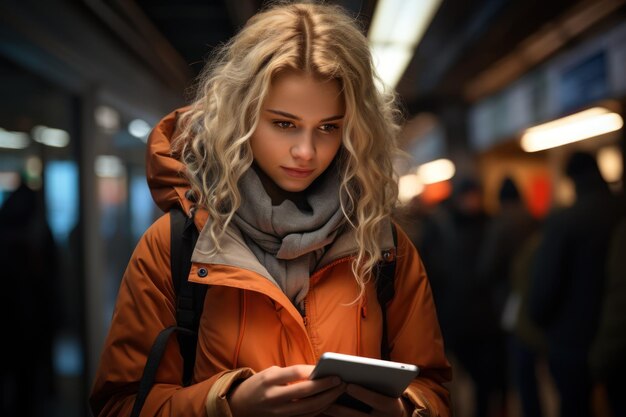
[130,326,194,417]
[169,208,205,385]
[376,223,398,361]
[130,208,205,417]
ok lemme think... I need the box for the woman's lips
[281,167,315,178]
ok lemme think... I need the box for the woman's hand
[323,384,412,417]
[228,364,346,417]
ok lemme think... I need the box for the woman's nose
[291,132,315,160]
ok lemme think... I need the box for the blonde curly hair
[176,1,403,297]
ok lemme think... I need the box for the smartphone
[310,352,419,401]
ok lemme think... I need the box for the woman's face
[250,70,344,193]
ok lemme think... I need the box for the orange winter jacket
[89,108,452,417]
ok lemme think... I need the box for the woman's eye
[273,120,295,129]
[319,123,339,133]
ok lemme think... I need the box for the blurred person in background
[0,176,60,417]
[419,177,505,417]
[477,176,538,326]
[476,176,539,416]
[392,194,434,251]
[528,151,622,417]
[506,231,547,417]
[590,213,626,417]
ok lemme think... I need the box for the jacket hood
[146,106,194,216]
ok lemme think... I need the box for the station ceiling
[109,0,626,114]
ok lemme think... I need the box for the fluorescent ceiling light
[94,105,120,132]
[398,174,424,203]
[0,128,29,149]
[416,158,455,184]
[368,0,443,90]
[597,145,622,183]
[520,107,623,152]
[370,45,414,92]
[32,125,70,148]
[128,119,151,142]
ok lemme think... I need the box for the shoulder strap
[376,223,398,361]
[170,207,200,328]
[130,208,205,417]
[131,326,194,417]
[170,207,205,385]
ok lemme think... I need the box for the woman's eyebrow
[265,109,344,122]
[320,114,344,122]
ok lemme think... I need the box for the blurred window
[45,160,79,244]
[130,173,154,242]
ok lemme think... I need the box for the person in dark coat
[419,178,504,417]
[0,179,60,417]
[477,176,538,325]
[590,214,626,417]
[528,151,622,417]
[477,176,539,417]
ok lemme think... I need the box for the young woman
[90,2,452,416]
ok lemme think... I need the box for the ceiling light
[32,125,71,148]
[520,107,623,152]
[368,0,443,90]
[0,128,29,149]
[370,45,414,92]
[94,105,120,132]
[597,145,622,183]
[128,119,151,142]
[398,174,424,204]
[416,158,456,184]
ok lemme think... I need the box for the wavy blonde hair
[176,1,402,297]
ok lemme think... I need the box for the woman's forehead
[262,71,345,120]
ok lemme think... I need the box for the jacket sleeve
[388,225,452,417]
[89,213,221,417]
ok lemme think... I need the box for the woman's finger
[277,382,347,417]
[261,364,315,385]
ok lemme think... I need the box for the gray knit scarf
[231,165,345,308]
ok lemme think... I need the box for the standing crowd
[400,151,625,417]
